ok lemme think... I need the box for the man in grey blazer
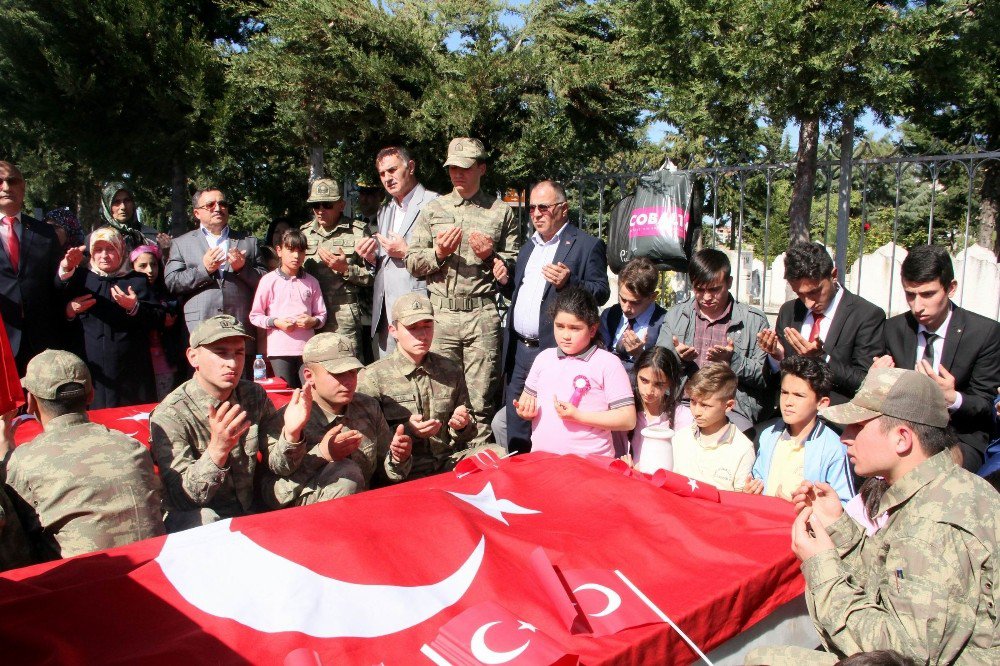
[165,188,267,344]
[360,147,438,358]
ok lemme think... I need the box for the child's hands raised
[743,475,764,494]
[552,396,579,421]
[513,393,538,420]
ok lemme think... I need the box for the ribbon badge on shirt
[570,376,591,407]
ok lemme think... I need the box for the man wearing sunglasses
[165,187,267,354]
[301,178,373,361]
[499,180,610,453]
[404,138,519,445]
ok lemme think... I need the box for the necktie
[923,331,938,367]
[1,216,19,273]
[808,314,824,342]
[617,318,637,355]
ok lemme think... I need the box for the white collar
[917,304,953,337]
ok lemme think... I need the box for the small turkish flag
[649,469,721,502]
[421,601,576,665]
[560,568,662,636]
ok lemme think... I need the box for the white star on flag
[448,482,540,525]
[117,411,151,422]
[517,621,537,632]
[688,478,699,492]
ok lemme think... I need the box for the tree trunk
[170,157,188,237]
[788,115,820,247]
[309,146,324,181]
[834,112,855,282]
[978,161,999,260]
[689,178,704,252]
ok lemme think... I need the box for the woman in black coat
[59,226,160,409]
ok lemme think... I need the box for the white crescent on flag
[155,519,485,638]
[573,583,622,617]
[470,621,532,664]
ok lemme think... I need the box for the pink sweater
[249,270,327,357]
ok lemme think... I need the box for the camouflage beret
[392,293,434,326]
[189,315,253,348]
[302,333,362,374]
[443,138,487,168]
[21,350,92,400]
[821,367,949,428]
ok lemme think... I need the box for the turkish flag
[0,453,801,664]
[421,601,576,665]
[559,569,662,636]
[649,469,722,502]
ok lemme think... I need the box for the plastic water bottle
[253,354,267,382]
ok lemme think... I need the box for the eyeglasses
[312,202,337,210]
[196,200,229,211]
[527,202,565,214]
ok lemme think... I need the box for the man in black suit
[599,256,666,374]
[872,244,1000,471]
[0,161,65,374]
[757,242,885,405]
[498,180,610,453]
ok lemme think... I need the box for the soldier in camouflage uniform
[747,368,1000,664]
[259,332,413,506]
[149,315,308,531]
[403,138,518,444]
[1,350,164,560]
[357,293,503,480]
[301,178,373,360]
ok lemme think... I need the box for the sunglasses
[527,202,565,214]
[196,200,230,211]
[312,202,338,210]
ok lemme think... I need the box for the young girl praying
[515,286,636,457]
[131,245,183,399]
[619,346,693,470]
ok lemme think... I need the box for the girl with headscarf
[58,226,160,408]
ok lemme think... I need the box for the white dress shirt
[201,225,231,273]
[916,306,962,411]
[768,283,845,372]
[612,301,656,351]
[512,224,569,339]
[389,186,419,234]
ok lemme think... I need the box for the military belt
[430,295,493,312]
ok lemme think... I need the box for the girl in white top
[626,347,693,472]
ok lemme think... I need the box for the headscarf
[44,208,85,247]
[88,226,130,278]
[100,181,146,250]
[129,244,162,265]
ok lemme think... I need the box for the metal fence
[512,144,1000,320]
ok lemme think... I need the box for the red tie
[808,314,824,342]
[1,216,19,273]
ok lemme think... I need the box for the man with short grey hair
[748,367,1000,664]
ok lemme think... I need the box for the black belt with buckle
[516,333,539,348]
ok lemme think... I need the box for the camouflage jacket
[264,392,410,488]
[150,378,296,516]
[804,451,1000,663]
[404,189,518,300]
[4,413,165,560]
[357,349,476,463]
[301,217,373,303]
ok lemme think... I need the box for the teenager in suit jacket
[164,188,266,337]
[599,257,666,374]
[758,242,885,406]
[0,162,65,373]
[361,147,438,358]
[498,181,610,453]
[873,244,1000,471]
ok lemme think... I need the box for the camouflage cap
[443,138,487,168]
[392,293,434,326]
[21,350,92,400]
[307,178,342,203]
[302,333,363,374]
[820,367,949,428]
[189,314,254,348]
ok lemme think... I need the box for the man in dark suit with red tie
[872,244,1000,471]
[757,242,885,406]
[0,161,65,374]
[498,180,610,453]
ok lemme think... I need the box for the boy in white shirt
[672,363,755,491]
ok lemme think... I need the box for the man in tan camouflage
[149,315,311,531]
[403,138,518,443]
[301,178,375,360]
[747,367,1000,664]
[357,293,503,480]
[2,350,164,560]
[259,332,413,505]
